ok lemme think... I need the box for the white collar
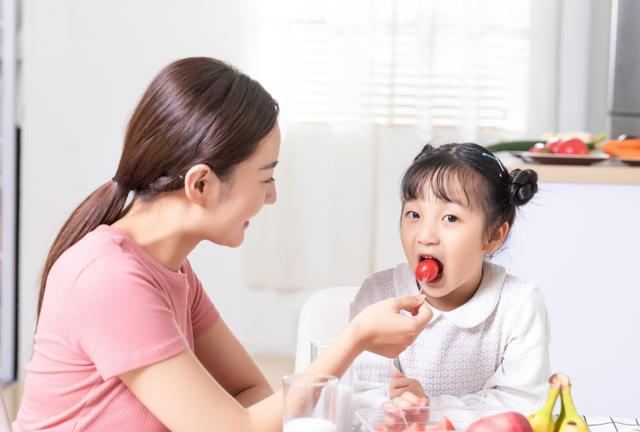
[394,261,506,329]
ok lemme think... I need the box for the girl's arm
[120,295,432,432]
[194,318,273,407]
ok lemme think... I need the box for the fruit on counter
[540,131,604,145]
[553,374,589,432]
[486,141,547,153]
[528,138,590,155]
[603,138,640,158]
[527,374,561,432]
[415,258,442,283]
[466,412,533,432]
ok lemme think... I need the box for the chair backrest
[294,286,359,373]
[0,387,11,432]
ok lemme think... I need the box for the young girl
[13,57,432,432]
[350,143,550,413]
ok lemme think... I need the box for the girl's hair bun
[508,168,538,206]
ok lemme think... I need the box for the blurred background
[1,0,639,421]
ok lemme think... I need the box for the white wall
[19,0,308,377]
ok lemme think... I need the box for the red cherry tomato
[415,258,442,282]
[556,138,589,155]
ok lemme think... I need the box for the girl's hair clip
[481,152,507,177]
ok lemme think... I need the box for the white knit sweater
[349,261,551,413]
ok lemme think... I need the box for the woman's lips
[243,221,250,228]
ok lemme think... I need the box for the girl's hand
[382,391,429,429]
[389,369,427,400]
[349,295,432,358]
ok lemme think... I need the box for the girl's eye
[405,210,420,219]
[262,177,276,184]
[443,214,458,223]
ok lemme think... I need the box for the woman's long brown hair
[37,57,278,317]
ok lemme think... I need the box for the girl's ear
[183,164,222,205]
[483,221,509,254]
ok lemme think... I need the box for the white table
[585,416,640,432]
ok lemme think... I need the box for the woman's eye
[262,177,275,184]
[405,210,420,219]
[443,214,458,223]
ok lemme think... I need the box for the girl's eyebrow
[259,161,279,170]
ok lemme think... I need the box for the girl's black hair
[401,143,538,235]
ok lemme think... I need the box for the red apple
[466,412,532,432]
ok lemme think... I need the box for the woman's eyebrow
[259,161,279,170]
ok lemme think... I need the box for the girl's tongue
[415,257,443,282]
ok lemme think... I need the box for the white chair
[294,287,359,373]
[0,387,11,432]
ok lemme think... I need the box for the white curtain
[243,0,555,292]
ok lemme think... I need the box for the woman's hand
[389,369,427,400]
[349,295,432,358]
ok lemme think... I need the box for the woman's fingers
[391,295,426,312]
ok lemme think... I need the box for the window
[283,0,533,143]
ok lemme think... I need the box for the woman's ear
[183,164,221,205]
[483,222,510,254]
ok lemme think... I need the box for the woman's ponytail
[37,180,129,317]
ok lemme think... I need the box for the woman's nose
[265,183,277,205]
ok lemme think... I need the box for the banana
[553,374,589,432]
[527,374,561,432]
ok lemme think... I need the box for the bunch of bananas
[527,374,589,432]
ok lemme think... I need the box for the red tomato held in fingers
[415,258,442,282]
[556,138,589,155]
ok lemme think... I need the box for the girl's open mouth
[415,256,443,283]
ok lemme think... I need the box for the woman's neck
[111,193,200,272]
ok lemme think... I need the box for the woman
[14,57,431,431]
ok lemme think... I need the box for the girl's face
[400,178,506,311]
[199,123,281,247]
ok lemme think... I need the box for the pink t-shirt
[14,225,219,431]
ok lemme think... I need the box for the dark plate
[511,152,610,165]
[617,157,640,166]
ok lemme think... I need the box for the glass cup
[283,373,338,432]
[310,339,354,432]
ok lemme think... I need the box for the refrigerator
[608,0,640,137]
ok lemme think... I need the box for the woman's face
[201,123,281,247]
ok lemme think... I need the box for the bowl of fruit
[354,405,533,432]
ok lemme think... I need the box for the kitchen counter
[507,163,640,184]
[498,153,640,184]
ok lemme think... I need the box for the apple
[466,412,532,432]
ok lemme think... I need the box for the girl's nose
[417,224,439,246]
